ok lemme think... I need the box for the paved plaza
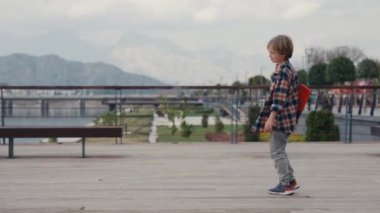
[1,141,380,212]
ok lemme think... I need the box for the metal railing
[1,85,380,143]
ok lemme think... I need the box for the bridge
[2,94,179,101]
[0,94,202,117]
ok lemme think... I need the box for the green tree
[248,75,270,86]
[357,58,380,79]
[308,63,329,85]
[297,69,308,85]
[229,80,242,94]
[248,75,271,99]
[327,56,355,84]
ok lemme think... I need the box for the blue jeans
[270,130,295,186]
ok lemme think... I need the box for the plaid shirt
[252,61,298,133]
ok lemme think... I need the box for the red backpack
[297,83,311,120]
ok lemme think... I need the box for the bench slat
[0,126,122,138]
[371,126,380,137]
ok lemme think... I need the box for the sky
[0,0,379,85]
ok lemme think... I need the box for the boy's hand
[263,118,273,132]
[263,112,276,132]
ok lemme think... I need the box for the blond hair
[267,35,294,60]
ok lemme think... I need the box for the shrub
[305,109,340,141]
[48,137,57,143]
[179,121,193,137]
[180,120,187,129]
[201,114,209,128]
[180,127,192,137]
[215,115,224,133]
[244,105,261,142]
[93,111,117,126]
[171,124,177,135]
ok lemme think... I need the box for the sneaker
[290,179,300,190]
[268,183,294,195]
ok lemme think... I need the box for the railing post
[234,89,240,144]
[349,92,353,143]
[228,88,240,144]
[230,89,234,144]
[119,89,123,144]
[314,90,319,111]
[370,89,377,116]
[112,88,123,144]
[1,88,5,145]
[1,88,4,126]
[114,88,119,144]
[40,99,49,117]
[338,94,343,113]
[358,93,364,115]
[114,89,118,127]
[344,95,348,143]
[345,91,353,144]
[80,99,86,117]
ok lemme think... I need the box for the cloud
[127,0,192,22]
[191,1,252,24]
[0,0,321,32]
[283,0,321,20]
[194,7,219,24]
[68,1,111,19]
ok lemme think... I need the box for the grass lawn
[158,125,212,142]
[159,105,216,117]
[93,107,153,143]
[157,125,244,142]
[183,109,217,116]
[158,125,305,143]
[123,116,152,142]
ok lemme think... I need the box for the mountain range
[0,31,263,85]
[0,53,164,86]
[109,32,259,84]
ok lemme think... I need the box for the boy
[252,35,300,195]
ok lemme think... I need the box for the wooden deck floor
[1,142,380,212]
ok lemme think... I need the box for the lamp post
[304,48,313,70]
[260,66,265,84]
[302,55,305,70]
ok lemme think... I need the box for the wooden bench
[371,126,380,137]
[0,126,123,158]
